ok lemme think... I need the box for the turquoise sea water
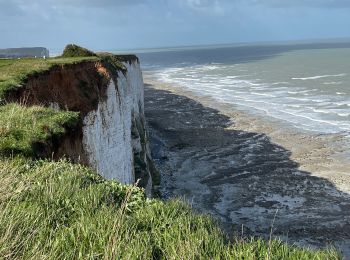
[139,43,350,135]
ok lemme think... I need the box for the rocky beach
[144,75,350,256]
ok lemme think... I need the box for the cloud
[0,0,146,16]
[0,0,149,21]
[1,0,350,18]
[164,0,350,17]
[0,1,25,16]
[179,0,225,15]
[54,0,146,7]
[249,0,350,8]
[0,0,145,7]
[180,0,350,9]
[0,0,349,50]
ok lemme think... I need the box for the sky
[0,0,350,52]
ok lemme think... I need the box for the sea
[136,42,350,136]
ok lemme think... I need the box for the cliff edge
[0,46,156,195]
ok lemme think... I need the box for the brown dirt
[6,61,111,117]
[4,61,115,164]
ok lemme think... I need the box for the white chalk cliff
[7,55,154,195]
[82,61,153,194]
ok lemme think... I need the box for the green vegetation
[0,103,79,156]
[0,158,339,259]
[0,44,133,100]
[99,53,127,75]
[61,44,97,58]
[0,56,99,99]
[0,45,341,259]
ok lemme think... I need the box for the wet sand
[144,74,350,256]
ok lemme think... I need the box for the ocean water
[138,43,350,135]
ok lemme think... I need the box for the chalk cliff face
[6,56,154,195]
[82,61,152,190]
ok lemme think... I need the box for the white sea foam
[288,104,302,108]
[198,65,220,70]
[151,61,350,135]
[311,108,333,114]
[271,82,290,85]
[292,73,346,80]
[324,82,343,85]
[338,113,350,117]
[250,92,277,97]
[247,82,263,86]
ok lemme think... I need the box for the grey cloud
[249,0,350,8]
[0,0,146,12]
[0,1,28,17]
[181,0,350,8]
[230,0,350,8]
[55,0,146,7]
[0,0,148,20]
[178,0,224,15]
[2,0,350,14]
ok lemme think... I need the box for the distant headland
[0,47,49,58]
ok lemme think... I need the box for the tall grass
[0,158,340,259]
[0,103,79,156]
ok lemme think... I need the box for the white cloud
[178,0,225,15]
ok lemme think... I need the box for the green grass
[0,56,99,100]
[0,44,134,100]
[0,158,339,259]
[0,103,79,156]
[61,44,98,58]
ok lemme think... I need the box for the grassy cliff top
[0,56,92,158]
[0,44,138,100]
[0,45,138,159]
[0,47,96,159]
[0,56,99,100]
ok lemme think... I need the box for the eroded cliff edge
[5,54,156,195]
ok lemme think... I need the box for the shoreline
[144,73,350,194]
[144,73,350,255]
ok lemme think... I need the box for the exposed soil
[6,61,110,116]
[144,78,350,257]
[5,61,113,164]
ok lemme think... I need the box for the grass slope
[0,103,79,156]
[0,158,339,259]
